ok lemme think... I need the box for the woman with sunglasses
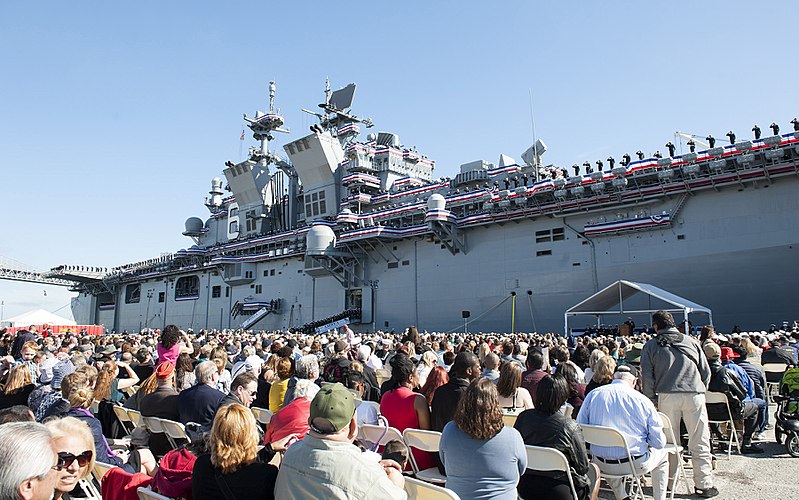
[45,416,96,500]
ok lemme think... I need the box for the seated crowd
[0,314,797,500]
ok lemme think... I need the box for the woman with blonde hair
[192,403,278,499]
[211,347,232,394]
[582,349,606,383]
[585,355,616,395]
[0,364,35,409]
[496,361,534,410]
[416,350,438,387]
[439,378,527,499]
[740,336,762,365]
[45,416,96,500]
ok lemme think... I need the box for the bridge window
[175,275,200,300]
[255,284,262,294]
[125,284,140,304]
[158,292,165,303]
[212,285,221,298]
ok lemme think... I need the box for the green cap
[308,383,359,434]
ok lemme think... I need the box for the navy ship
[56,82,799,334]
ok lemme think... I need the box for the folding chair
[363,400,381,416]
[127,409,144,429]
[763,363,787,403]
[91,461,115,485]
[402,428,446,484]
[578,423,645,500]
[79,478,102,500]
[524,445,579,500]
[358,423,404,449]
[113,405,134,436]
[502,408,521,427]
[657,412,690,499]
[141,416,169,449]
[251,406,274,428]
[160,418,190,449]
[376,368,391,386]
[136,487,173,500]
[705,391,741,458]
[89,401,100,415]
[403,476,460,500]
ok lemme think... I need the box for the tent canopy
[564,280,711,332]
[2,308,76,327]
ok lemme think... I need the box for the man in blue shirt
[577,364,669,500]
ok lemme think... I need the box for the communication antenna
[529,89,539,181]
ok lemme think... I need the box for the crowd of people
[0,314,797,500]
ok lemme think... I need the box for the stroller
[774,366,799,457]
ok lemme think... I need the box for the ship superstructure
[62,83,799,333]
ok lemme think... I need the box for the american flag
[240,130,245,141]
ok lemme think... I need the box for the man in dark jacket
[430,351,480,474]
[703,342,762,454]
[140,362,180,456]
[431,351,480,432]
[761,339,797,382]
[521,350,548,406]
[640,311,715,498]
[177,360,224,431]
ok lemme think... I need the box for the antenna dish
[329,83,356,110]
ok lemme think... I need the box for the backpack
[781,367,799,396]
[323,357,351,383]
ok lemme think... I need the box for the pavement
[597,403,799,500]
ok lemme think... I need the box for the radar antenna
[301,81,374,132]
[243,81,290,163]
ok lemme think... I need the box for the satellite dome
[306,224,336,255]
[184,217,204,234]
[427,193,446,211]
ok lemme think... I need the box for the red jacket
[263,397,310,444]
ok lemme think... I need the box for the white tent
[564,280,712,334]
[2,309,76,327]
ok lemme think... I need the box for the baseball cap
[720,346,739,362]
[308,382,359,434]
[51,360,76,389]
[703,342,721,360]
[615,364,639,378]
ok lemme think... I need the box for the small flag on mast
[240,130,245,141]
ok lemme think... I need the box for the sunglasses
[54,450,93,470]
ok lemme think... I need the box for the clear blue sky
[1,1,796,321]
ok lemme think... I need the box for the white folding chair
[579,423,644,500]
[137,486,172,500]
[402,428,446,484]
[404,476,461,500]
[160,418,190,449]
[705,391,741,458]
[79,478,102,500]
[524,445,579,500]
[126,409,144,429]
[358,423,404,449]
[763,363,787,403]
[658,412,690,499]
[251,406,274,430]
[113,405,134,436]
[363,400,381,416]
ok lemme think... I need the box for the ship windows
[158,292,165,303]
[388,262,399,269]
[245,270,254,279]
[536,227,565,243]
[402,260,410,266]
[212,285,221,298]
[536,250,552,257]
[677,234,685,240]
[225,287,230,298]
[175,275,200,300]
[304,191,327,217]
[263,270,268,277]
[124,284,141,304]
[245,210,257,232]
[255,284,262,294]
